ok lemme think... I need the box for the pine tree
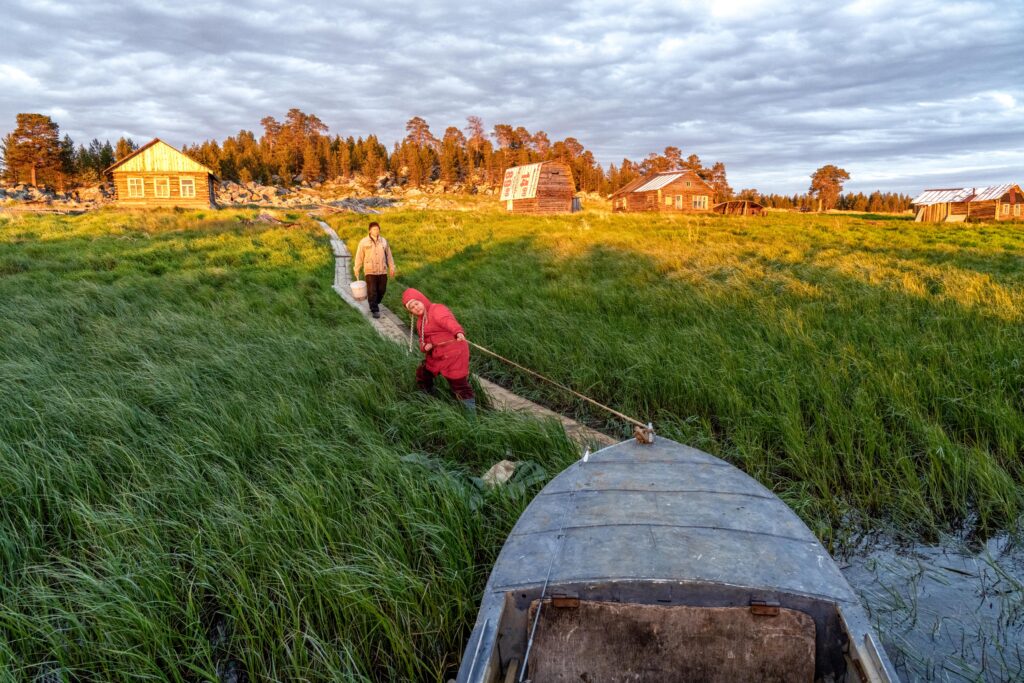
[115,137,137,161]
[3,113,63,186]
[809,165,851,211]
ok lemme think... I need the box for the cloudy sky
[2,0,1022,193]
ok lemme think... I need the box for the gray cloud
[1,0,1022,193]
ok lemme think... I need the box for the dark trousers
[365,274,387,313]
[416,364,475,400]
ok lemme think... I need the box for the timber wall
[616,176,714,214]
[507,163,574,214]
[112,171,215,209]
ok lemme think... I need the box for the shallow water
[841,534,1024,682]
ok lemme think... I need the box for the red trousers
[416,363,475,400]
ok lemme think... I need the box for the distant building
[500,161,577,214]
[911,184,1022,222]
[105,138,217,209]
[609,170,713,213]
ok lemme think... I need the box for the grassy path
[313,217,615,449]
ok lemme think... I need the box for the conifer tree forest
[1,109,915,210]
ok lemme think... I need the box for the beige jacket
[354,235,395,276]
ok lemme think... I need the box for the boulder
[482,460,517,486]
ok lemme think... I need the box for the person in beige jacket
[353,221,396,318]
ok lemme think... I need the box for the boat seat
[526,600,815,682]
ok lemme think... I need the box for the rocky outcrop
[0,181,114,210]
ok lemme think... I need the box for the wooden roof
[104,138,216,176]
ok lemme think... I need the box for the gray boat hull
[455,436,898,682]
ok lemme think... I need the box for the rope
[421,335,649,430]
[467,340,649,430]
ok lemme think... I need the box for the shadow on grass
[390,234,1024,541]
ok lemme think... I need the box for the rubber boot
[461,398,477,416]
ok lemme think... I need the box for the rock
[482,460,517,486]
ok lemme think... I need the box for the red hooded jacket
[401,288,471,378]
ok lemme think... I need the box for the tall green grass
[0,209,578,681]
[334,209,1024,543]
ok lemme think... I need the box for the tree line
[182,110,650,196]
[1,110,909,211]
[1,110,735,198]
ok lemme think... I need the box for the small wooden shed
[105,138,217,209]
[499,161,576,214]
[609,170,713,213]
[713,200,766,216]
[912,184,1023,222]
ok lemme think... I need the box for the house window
[675,195,683,209]
[685,181,692,188]
[154,177,170,198]
[1002,204,1010,215]
[127,177,144,198]
[1015,204,1021,216]
[692,195,709,210]
[180,177,196,198]
[665,196,672,206]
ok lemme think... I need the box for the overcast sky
[2,0,1022,193]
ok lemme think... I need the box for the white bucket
[350,280,367,301]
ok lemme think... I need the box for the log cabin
[499,161,577,214]
[609,170,714,213]
[912,184,1023,222]
[105,138,218,209]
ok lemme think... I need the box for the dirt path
[315,219,615,449]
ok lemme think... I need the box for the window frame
[1015,203,1021,216]
[675,195,683,209]
[127,177,144,198]
[179,176,196,198]
[692,195,709,210]
[154,177,171,198]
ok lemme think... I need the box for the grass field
[0,209,577,681]
[334,208,1024,544]
[2,206,1022,681]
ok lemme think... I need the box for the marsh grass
[333,209,1024,544]
[0,209,578,681]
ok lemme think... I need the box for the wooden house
[912,184,1023,222]
[499,161,577,214]
[609,170,714,213]
[105,138,217,208]
[713,200,766,216]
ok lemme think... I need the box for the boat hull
[455,437,898,682]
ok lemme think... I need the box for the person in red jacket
[401,287,475,413]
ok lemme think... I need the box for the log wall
[112,171,215,209]
[616,177,713,213]
[506,162,575,214]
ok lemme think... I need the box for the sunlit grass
[0,208,578,681]
[332,208,1024,543]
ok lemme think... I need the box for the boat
[455,435,899,682]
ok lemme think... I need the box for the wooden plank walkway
[315,219,615,449]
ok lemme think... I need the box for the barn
[912,184,1023,222]
[713,200,766,216]
[500,161,577,214]
[609,170,714,213]
[105,138,217,209]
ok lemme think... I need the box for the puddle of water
[841,533,1024,682]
